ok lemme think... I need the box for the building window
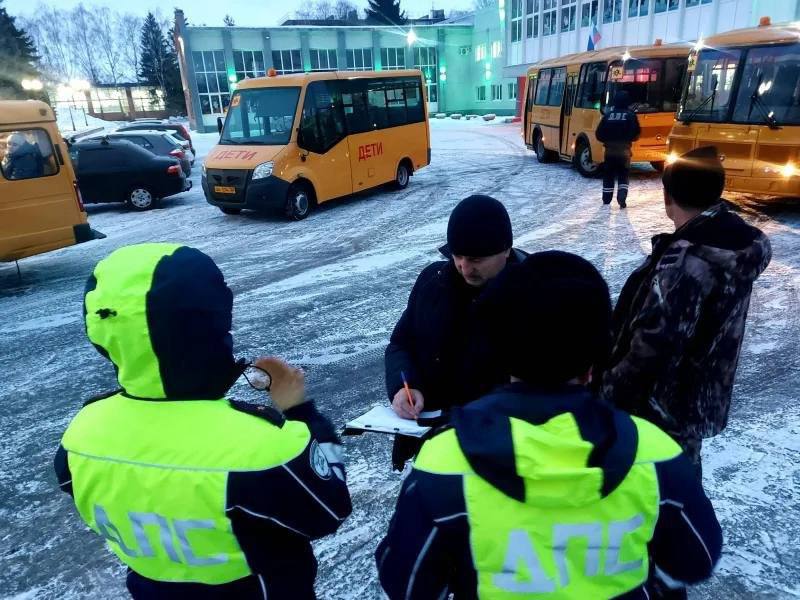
[511,0,523,42]
[381,47,406,70]
[414,47,438,103]
[581,0,599,26]
[310,48,338,71]
[233,50,265,81]
[192,50,229,115]
[272,49,303,74]
[459,45,472,55]
[346,48,373,71]
[476,85,486,101]
[475,44,487,61]
[543,0,557,36]
[508,82,518,100]
[491,84,503,101]
[491,41,502,58]
[628,0,649,16]
[526,0,539,38]
[603,0,622,23]
[561,0,577,32]
[654,0,679,13]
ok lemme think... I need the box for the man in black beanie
[604,146,772,479]
[384,195,525,469]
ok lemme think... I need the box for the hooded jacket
[603,203,772,441]
[55,243,351,599]
[376,384,722,599]
[595,91,641,161]
[3,140,45,179]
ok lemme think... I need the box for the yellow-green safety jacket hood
[449,382,638,507]
[84,243,241,400]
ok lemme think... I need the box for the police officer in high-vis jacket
[376,251,722,599]
[55,243,351,599]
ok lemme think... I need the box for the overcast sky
[5,0,474,26]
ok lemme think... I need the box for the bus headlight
[666,152,679,165]
[252,161,274,180]
[781,162,797,178]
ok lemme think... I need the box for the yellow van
[523,42,691,176]
[202,69,431,220]
[1,100,101,262]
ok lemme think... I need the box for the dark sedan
[104,130,192,176]
[116,121,195,153]
[68,138,190,210]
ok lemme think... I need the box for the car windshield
[221,87,301,145]
[678,48,742,122]
[605,57,687,113]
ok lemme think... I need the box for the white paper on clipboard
[344,405,441,437]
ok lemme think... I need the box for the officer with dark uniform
[596,90,641,208]
[377,251,722,599]
[55,243,351,599]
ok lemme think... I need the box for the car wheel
[394,161,411,189]
[220,207,242,215]
[574,141,601,178]
[535,133,556,163]
[128,187,157,211]
[650,161,665,173]
[285,181,314,221]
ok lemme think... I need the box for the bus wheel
[286,181,313,221]
[394,161,411,189]
[128,186,157,211]
[535,134,556,163]
[220,207,242,215]
[650,161,665,173]
[574,141,601,178]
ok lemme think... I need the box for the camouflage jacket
[603,203,771,440]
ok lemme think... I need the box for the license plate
[214,186,235,194]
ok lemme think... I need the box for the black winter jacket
[3,141,45,179]
[596,108,641,160]
[385,248,526,411]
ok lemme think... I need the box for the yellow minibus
[1,100,101,262]
[203,69,431,220]
[524,42,691,176]
[669,18,800,198]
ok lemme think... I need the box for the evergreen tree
[0,0,42,100]
[138,13,185,114]
[365,0,406,25]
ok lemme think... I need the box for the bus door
[560,72,579,156]
[297,80,352,202]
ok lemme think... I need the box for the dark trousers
[602,155,630,205]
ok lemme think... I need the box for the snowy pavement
[1,119,798,599]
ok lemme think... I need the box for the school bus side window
[577,62,607,109]
[298,80,347,154]
[0,129,59,181]
[342,79,371,134]
[548,67,567,106]
[535,69,552,105]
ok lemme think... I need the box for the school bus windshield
[679,48,742,122]
[606,57,687,113]
[221,87,301,145]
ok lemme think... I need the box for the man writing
[385,194,525,468]
[603,146,772,477]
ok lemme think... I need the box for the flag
[588,23,602,51]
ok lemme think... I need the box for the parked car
[68,138,190,210]
[102,130,192,176]
[117,121,194,153]
[163,132,195,165]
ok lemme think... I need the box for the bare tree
[91,7,122,84]
[21,6,76,81]
[117,13,143,82]
[68,4,102,83]
[333,0,359,19]
[474,0,495,9]
[223,14,235,26]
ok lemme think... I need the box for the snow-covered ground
[1,119,798,599]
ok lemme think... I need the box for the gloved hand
[253,356,306,413]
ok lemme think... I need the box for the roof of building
[0,100,55,126]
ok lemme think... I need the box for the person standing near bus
[385,195,525,470]
[596,91,640,208]
[603,147,771,479]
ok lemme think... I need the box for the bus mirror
[217,117,223,134]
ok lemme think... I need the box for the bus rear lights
[781,163,797,178]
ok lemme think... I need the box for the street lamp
[21,78,43,91]
[407,29,417,45]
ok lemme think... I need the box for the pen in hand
[400,371,417,420]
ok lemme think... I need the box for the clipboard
[343,405,443,437]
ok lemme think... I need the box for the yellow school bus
[669,18,800,198]
[1,100,101,262]
[203,69,431,220]
[523,42,691,177]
